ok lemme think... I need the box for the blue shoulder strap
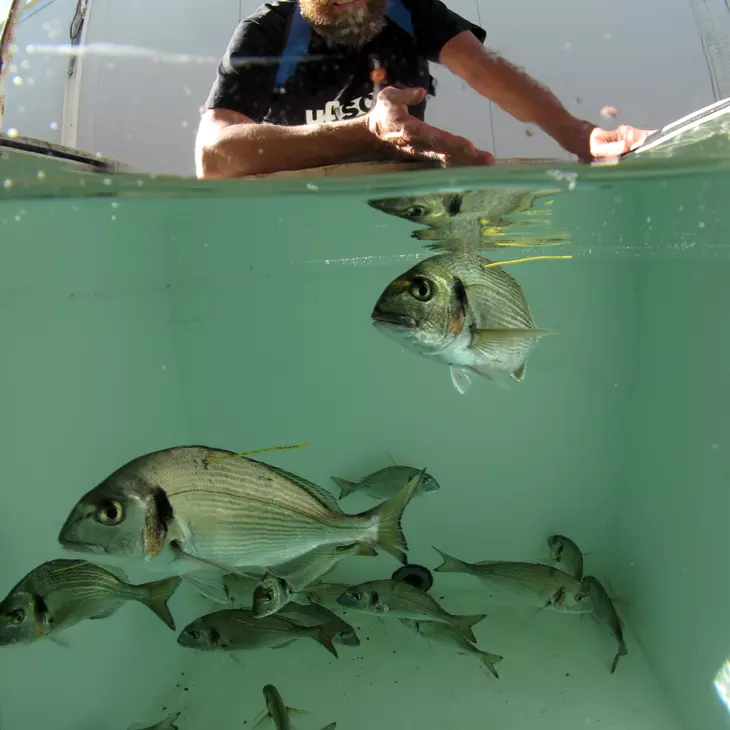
[274,0,415,89]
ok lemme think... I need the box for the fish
[0,559,180,644]
[222,571,264,606]
[336,579,485,643]
[176,609,340,657]
[129,712,181,730]
[253,542,377,618]
[401,619,502,678]
[331,465,440,501]
[547,534,584,579]
[305,583,352,610]
[433,548,593,614]
[255,684,336,730]
[583,575,627,673]
[371,252,554,395]
[278,602,360,646]
[57,446,423,593]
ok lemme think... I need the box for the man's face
[299,0,388,47]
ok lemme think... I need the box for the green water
[0,151,729,730]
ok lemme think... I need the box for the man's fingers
[377,86,427,107]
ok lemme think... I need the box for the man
[196,0,654,178]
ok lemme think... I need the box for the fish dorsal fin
[263,463,342,513]
[181,570,232,604]
[512,362,527,381]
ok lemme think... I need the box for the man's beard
[299,0,387,48]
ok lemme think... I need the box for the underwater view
[1,141,729,730]
[3,0,730,727]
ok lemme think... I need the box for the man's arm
[196,88,493,179]
[195,108,382,178]
[440,30,596,159]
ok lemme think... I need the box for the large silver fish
[371,253,554,394]
[0,559,180,644]
[256,684,336,730]
[547,534,583,579]
[433,549,593,613]
[331,465,440,501]
[337,579,485,643]
[401,619,502,678]
[57,447,423,593]
[176,609,339,657]
[583,575,627,673]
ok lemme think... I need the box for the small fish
[401,619,502,678]
[58,446,424,591]
[177,609,339,657]
[331,466,440,501]
[583,575,627,673]
[0,559,180,644]
[129,712,181,730]
[278,602,360,646]
[255,684,336,730]
[337,579,485,643]
[222,571,264,606]
[253,541,378,618]
[547,534,583,579]
[434,549,592,613]
[371,253,554,395]
[305,583,352,610]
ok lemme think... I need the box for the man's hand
[366,86,494,167]
[589,124,657,160]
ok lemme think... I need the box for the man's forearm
[201,116,386,178]
[441,33,596,159]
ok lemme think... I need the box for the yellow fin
[207,443,310,463]
[482,255,572,268]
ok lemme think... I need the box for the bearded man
[196,0,653,178]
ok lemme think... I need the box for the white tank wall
[1,0,726,172]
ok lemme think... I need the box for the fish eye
[263,590,274,602]
[575,592,587,602]
[187,629,200,640]
[351,591,362,601]
[96,499,124,526]
[409,277,433,302]
[209,628,221,645]
[405,205,427,219]
[9,608,25,625]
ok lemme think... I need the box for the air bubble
[111,215,117,222]
[37,170,46,180]
[3,180,13,189]
[50,121,59,131]
[7,128,19,139]
[27,78,35,87]
[111,201,119,208]
[102,178,112,186]
[20,60,30,69]
[18,106,26,114]
[12,76,23,86]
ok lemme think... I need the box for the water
[0,149,729,730]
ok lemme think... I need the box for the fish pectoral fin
[182,571,232,605]
[271,638,298,649]
[49,633,72,649]
[450,366,473,395]
[90,604,121,620]
[286,705,314,719]
[170,540,244,577]
[268,545,351,592]
[470,327,554,356]
[252,709,273,730]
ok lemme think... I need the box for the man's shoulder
[243,0,297,27]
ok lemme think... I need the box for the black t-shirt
[204,0,486,126]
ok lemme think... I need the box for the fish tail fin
[432,547,470,574]
[138,576,181,630]
[355,543,378,557]
[452,613,487,643]
[313,622,341,659]
[331,476,358,500]
[480,651,503,679]
[366,468,425,563]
